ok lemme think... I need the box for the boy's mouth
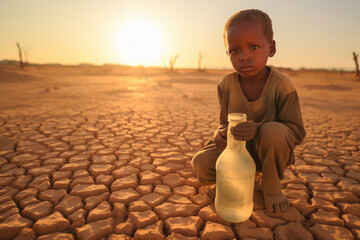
[239,65,254,72]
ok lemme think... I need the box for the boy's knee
[191,148,219,183]
[191,152,202,171]
[258,122,289,145]
[191,151,209,176]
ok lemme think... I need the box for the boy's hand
[230,121,258,141]
[214,128,227,151]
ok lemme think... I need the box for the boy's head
[223,9,273,48]
[223,9,276,78]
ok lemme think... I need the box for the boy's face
[226,20,276,78]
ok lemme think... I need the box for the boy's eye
[250,45,259,50]
[229,49,239,55]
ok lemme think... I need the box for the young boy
[191,9,306,214]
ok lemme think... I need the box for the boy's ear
[269,40,276,57]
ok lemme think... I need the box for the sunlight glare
[116,17,163,66]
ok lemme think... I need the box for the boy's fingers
[232,128,253,133]
[234,136,251,141]
[231,124,256,137]
[236,124,256,130]
[237,121,254,125]
[231,130,254,137]
[235,123,256,131]
[236,122,249,128]
[232,130,255,141]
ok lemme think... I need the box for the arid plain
[0,64,359,239]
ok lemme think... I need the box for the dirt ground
[0,64,359,239]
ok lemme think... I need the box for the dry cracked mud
[0,66,359,239]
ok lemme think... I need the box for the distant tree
[16,42,24,68]
[169,54,179,71]
[162,54,179,71]
[353,52,359,77]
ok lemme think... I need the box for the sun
[116,17,163,66]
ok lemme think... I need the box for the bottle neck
[227,121,246,150]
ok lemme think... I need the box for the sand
[0,64,359,239]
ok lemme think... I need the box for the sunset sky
[1,0,359,70]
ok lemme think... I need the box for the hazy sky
[1,0,359,70]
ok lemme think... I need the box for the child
[191,9,306,214]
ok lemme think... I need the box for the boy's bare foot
[263,191,289,213]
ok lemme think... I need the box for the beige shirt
[217,67,306,145]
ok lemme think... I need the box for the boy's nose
[239,51,250,61]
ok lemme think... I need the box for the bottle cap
[228,113,247,121]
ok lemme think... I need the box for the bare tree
[169,54,179,71]
[16,42,24,68]
[353,52,359,77]
[162,54,179,71]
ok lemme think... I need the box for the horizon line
[0,59,357,72]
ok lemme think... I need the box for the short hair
[223,9,273,46]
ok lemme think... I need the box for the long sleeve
[217,82,229,131]
[276,89,306,145]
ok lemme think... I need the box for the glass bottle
[215,113,256,223]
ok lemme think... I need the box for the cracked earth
[0,65,359,239]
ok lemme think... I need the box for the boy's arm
[216,82,229,132]
[213,82,229,151]
[276,90,306,145]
